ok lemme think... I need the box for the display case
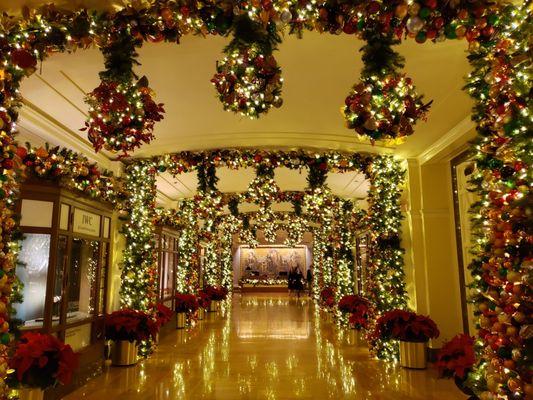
[15,180,112,399]
[154,226,179,309]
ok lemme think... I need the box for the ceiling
[10,2,473,201]
[157,167,369,206]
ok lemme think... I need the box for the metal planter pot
[17,388,44,400]
[111,340,138,366]
[399,341,427,369]
[176,312,187,329]
[208,300,219,313]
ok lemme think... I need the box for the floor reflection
[65,294,462,400]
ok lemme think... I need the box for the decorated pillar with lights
[120,161,158,313]
[365,155,408,360]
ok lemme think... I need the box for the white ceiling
[157,167,369,202]
[13,5,473,200]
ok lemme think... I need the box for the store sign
[73,209,101,237]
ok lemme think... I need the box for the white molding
[18,100,118,172]
[417,116,474,165]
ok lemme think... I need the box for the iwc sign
[73,208,101,237]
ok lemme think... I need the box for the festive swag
[119,149,408,363]
[0,1,528,398]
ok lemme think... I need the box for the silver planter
[208,301,220,313]
[399,341,427,369]
[17,388,44,400]
[176,312,186,329]
[111,340,138,366]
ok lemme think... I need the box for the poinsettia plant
[155,303,173,327]
[197,290,212,309]
[203,285,229,301]
[320,287,336,308]
[7,333,79,390]
[435,334,476,379]
[175,294,199,313]
[338,295,372,330]
[105,309,158,342]
[373,309,439,343]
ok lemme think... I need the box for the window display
[14,233,51,327]
[16,181,112,356]
[155,227,179,305]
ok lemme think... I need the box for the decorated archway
[0,1,529,399]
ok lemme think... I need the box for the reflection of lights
[172,363,186,397]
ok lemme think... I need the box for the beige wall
[404,159,464,348]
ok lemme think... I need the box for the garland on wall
[464,4,532,399]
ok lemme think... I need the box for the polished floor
[65,294,462,400]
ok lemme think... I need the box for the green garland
[365,155,408,360]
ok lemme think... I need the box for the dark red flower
[373,309,439,342]
[155,303,173,327]
[435,334,476,379]
[8,333,79,389]
[175,294,199,313]
[105,309,158,342]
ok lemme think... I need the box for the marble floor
[65,294,462,400]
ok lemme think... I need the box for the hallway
[65,295,461,400]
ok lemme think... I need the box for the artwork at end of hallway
[240,247,306,281]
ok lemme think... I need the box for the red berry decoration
[83,78,164,156]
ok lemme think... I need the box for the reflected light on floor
[64,294,463,400]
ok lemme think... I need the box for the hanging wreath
[343,33,431,143]
[211,15,283,118]
[82,32,164,156]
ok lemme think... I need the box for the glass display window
[15,181,112,354]
[155,227,179,305]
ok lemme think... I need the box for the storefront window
[15,233,51,328]
[52,235,68,325]
[67,238,99,323]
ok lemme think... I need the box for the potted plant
[435,334,478,397]
[320,287,336,321]
[338,294,372,330]
[7,332,79,400]
[105,309,158,366]
[203,286,228,312]
[374,309,439,369]
[154,302,173,341]
[175,294,199,328]
[197,290,211,320]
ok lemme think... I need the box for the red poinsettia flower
[435,334,476,379]
[203,285,229,301]
[105,309,158,342]
[339,295,372,330]
[197,290,212,309]
[175,294,199,313]
[320,287,336,308]
[374,309,439,342]
[8,332,79,390]
[155,303,173,327]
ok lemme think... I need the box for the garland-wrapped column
[175,200,199,293]
[366,155,408,360]
[466,4,531,399]
[120,161,158,312]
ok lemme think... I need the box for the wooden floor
[65,294,462,399]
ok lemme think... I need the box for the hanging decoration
[343,32,431,143]
[211,15,283,118]
[82,31,164,156]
